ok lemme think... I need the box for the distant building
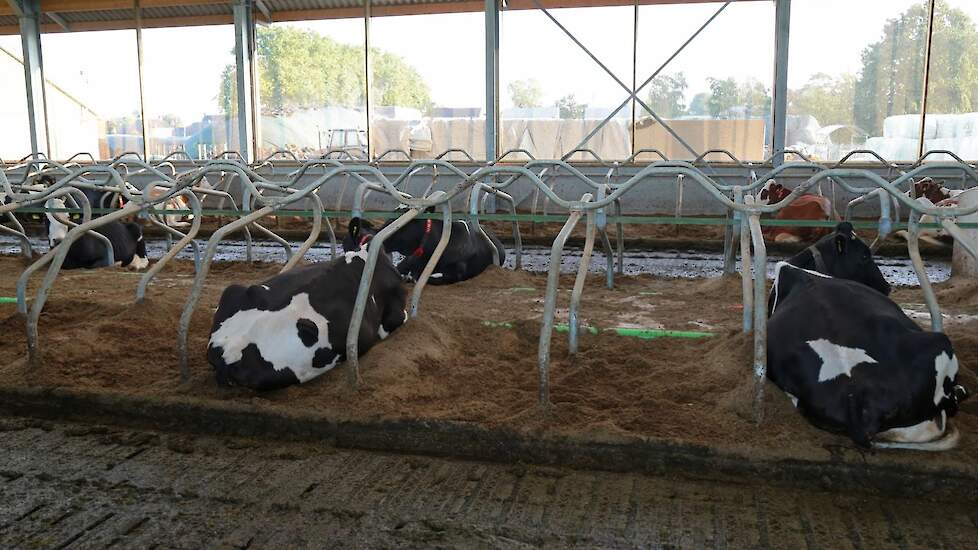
[0,45,100,160]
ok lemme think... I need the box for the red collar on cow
[358,234,373,247]
[412,219,434,257]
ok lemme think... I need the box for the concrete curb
[0,384,973,502]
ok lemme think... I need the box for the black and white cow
[767,222,970,449]
[44,197,149,270]
[342,215,505,285]
[768,262,969,450]
[207,222,408,391]
[768,222,890,316]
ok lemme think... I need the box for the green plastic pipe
[482,320,712,340]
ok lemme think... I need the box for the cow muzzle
[953,385,970,404]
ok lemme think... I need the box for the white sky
[2,0,976,121]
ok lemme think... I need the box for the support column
[232,0,256,162]
[485,0,499,161]
[771,0,790,166]
[18,0,50,158]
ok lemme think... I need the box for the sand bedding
[1,254,977,470]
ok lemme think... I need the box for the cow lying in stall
[35,176,149,270]
[767,222,970,450]
[895,177,964,246]
[207,221,408,390]
[342,213,505,284]
[758,180,839,244]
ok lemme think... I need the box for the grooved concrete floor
[0,417,975,549]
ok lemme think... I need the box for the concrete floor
[0,416,975,549]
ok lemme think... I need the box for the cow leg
[396,255,423,282]
[429,261,468,285]
[845,390,882,448]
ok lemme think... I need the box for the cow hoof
[128,256,150,271]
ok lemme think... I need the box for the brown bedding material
[1,255,976,471]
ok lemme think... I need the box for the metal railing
[4,148,978,425]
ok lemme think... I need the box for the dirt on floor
[1,254,977,472]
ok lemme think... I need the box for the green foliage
[854,0,978,134]
[508,79,544,109]
[645,72,688,118]
[705,77,771,118]
[555,94,587,119]
[686,92,710,117]
[218,26,431,114]
[788,73,856,126]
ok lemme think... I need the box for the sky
[1,0,976,122]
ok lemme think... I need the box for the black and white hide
[207,234,408,391]
[341,215,505,285]
[767,262,969,450]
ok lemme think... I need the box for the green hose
[482,320,712,340]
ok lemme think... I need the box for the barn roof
[0,0,746,35]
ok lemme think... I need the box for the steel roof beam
[6,0,23,17]
[45,10,69,30]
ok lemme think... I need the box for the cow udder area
[1,255,978,471]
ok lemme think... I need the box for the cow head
[795,222,891,295]
[343,217,379,252]
[343,215,434,257]
[44,198,70,247]
[758,180,791,205]
[910,177,951,205]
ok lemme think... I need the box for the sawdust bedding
[1,254,976,470]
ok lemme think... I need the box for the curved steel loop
[373,149,412,163]
[910,150,975,169]
[212,150,245,161]
[63,152,97,165]
[24,202,144,364]
[344,202,426,387]
[257,150,300,164]
[764,149,815,163]
[0,166,130,216]
[280,193,325,272]
[176,204,278,379]
[14,190,101,296]
[537,192,594,410]
[694,149,745,166]
[319,149,359,161]
[561,148,613,165]
[410,197,454,317]
[136,189,204,301]
[111,151,144,163]
[492,149,537,163]
[832,149,903,172]
[624,149,669,163]
[154,150,198,166]
[434,148,476,162]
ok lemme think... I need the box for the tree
[854,0,978,135]
[788,72,856,126]
[508,79,544,108]
[556,94,587,119]
[687,92,710,117]
[705,77,771,118]
[218,26,431,114]
[645,72,688,118]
